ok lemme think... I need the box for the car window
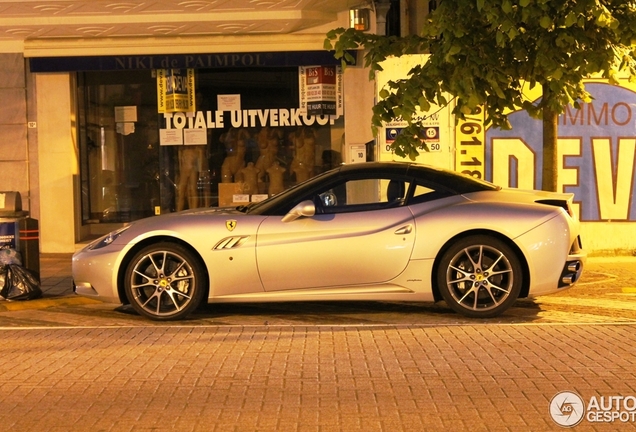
[318,178,411,214]
[408,180,454,204]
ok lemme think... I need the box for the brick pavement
[0,324,635,431]
[39,253,74,297]
[0,254,635,431]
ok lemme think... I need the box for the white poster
[114,106,138,123]
[116,122,135,136]
[218,94,241,111]
[184,128,207,145]
[159,128,183,145]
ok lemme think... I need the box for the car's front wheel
[124,242,206,320]
[437,235,522,318]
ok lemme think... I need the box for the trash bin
[0,191,40,281]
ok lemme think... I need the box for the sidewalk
[39,253,74,297]
[0,253,88,312]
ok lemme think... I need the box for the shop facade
[2,22,374,253]
[32,52,349,228]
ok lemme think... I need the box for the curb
[0,295,100,312]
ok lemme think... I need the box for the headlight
[88,226,132,250]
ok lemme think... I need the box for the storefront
[0,3,387,253]
[30,50,368,243]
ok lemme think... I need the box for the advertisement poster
[299,65,343,117]
[304,65,337,115]
[376,55,452,169]
[485,80,636,223]
[157,69,195,113]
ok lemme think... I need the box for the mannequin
[221,128,249,183]
[176,145,208,211]
[238,162,260,195]
[290,127,316,183]
[255,127,282,182]
[175,91,214,212]
[267,162,286,196]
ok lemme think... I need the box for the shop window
[77,66,345,226]
[77,70,160,225]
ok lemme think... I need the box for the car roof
[337,162,499,193]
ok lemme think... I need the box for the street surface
[0,255,634,431]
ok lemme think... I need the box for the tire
[124,242,206,321]
[437,235,522,318]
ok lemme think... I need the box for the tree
[325,0,636,191]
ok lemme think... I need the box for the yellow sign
[157,69,195,113]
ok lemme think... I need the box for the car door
[255,177,416,291]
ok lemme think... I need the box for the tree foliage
[325,0,636,188]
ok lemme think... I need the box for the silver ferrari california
[73,162,586,320]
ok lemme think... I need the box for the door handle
[394,225,413,235]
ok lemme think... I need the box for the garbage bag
[0,248,22,266]
[0,264,42,301]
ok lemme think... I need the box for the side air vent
[213,236,250,250]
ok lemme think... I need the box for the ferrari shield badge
[226,220,237,231]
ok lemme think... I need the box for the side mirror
[281,200,316,223]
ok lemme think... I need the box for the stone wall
[0,53,38,218]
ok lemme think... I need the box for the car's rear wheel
[437,235,522,318]
[124,242,206,320]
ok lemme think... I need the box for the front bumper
[72,246,125,304]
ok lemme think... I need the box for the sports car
[72,162,586,321]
